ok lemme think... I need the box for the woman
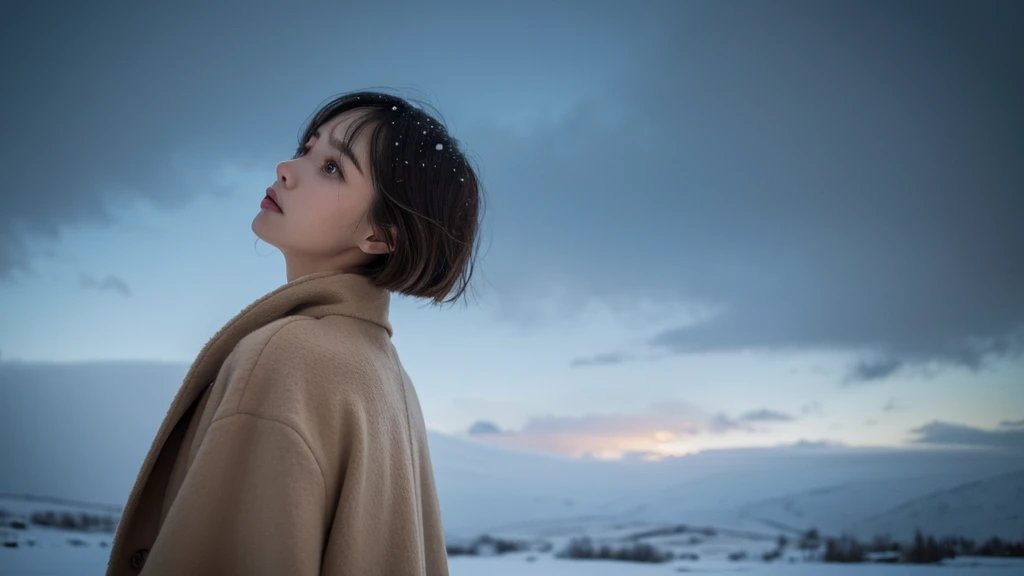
[105,91,481,576]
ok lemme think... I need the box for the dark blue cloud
[740,409,796,423]
[5,0,1022,377]
[882,398,907,413]
[79,274,131,297]
[909,421,1024,451]
[570,352,630,368]
[844,358,904,384]
[467,420,504,436]
[477,1,1024,374]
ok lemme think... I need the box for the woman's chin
[251,215,277,245]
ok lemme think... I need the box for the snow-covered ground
[4,487,1024,575]
[450,554,1024,575]
[3,545,1024,575]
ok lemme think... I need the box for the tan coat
[106,271,449,575]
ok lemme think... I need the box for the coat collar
[110,271,390,553]
[185,270,391,396]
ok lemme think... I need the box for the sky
[1,0,1022,462]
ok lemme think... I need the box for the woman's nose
[275,161,294,189]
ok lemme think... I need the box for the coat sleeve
[141,411,327,575]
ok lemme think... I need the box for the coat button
[130,548,149,570]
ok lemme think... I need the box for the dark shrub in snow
[445,534,531,556]
[557,536,674,564]
[30,510,117,533]
[824,534,866,563]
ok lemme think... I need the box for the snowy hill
[735,468,1024,542]
[853,469,1024,541]
[427,431,1023,541]
[425,431,669,537]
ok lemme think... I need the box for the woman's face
[252,109,391,273]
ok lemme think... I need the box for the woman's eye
[322,159,340,176]
[295,140,342,178]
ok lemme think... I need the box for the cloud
[2,3,275,279]
[708,409,798,431]
[9,0,633,278]
[79,274,131,297]
[467,420,504,436]
[908,421,1024,451]
[474,2,1024,375]
[570,351,630,368]
[708,413,745,433]
[998,418,1024,429]
[800,401,824,416]
[739,409,796,423]
[615,450,665,463]
[8,1,1023,381]
[469,401,801,458]
[0,360,189,504]
[844,358,904,384]
[787,439,846,450]
[468,401,713,458]
[882,397,906,413]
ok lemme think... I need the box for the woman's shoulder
[218,315,396,417]
[204,315,406,489]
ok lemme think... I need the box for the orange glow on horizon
[475,429,707,461]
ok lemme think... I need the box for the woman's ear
[361,224,398,255]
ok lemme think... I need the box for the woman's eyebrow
[314,128,364,176]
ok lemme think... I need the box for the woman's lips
[261,187,283,212]
[260,195,282,212]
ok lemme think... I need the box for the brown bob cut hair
[294,90,484,306]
